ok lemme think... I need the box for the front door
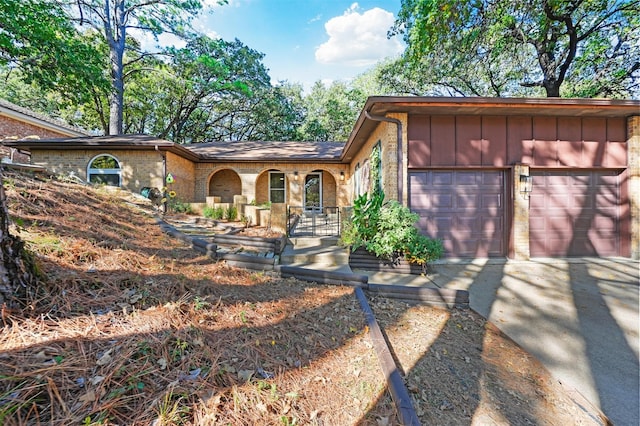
[304,173,322,212]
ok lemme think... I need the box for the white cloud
[315,3,403,67]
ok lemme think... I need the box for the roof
[185,140,344,162]
[5,97,639,164]
[0,98,92,137]
[342,96,640,161]
[3,135,342,163]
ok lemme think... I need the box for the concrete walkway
[280,239,639,425]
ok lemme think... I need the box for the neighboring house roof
[0,98,92,137]
[186,140,344,163]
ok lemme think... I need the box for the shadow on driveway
[429,258,639,426]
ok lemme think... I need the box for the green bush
[202,206,215,218]
[168,199,193,214]
[203,206,225,220]
[226,206,238,221]
[340,190,443,266]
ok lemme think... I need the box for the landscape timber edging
[156,215,470,309]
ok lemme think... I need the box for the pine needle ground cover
[0,171,602,425]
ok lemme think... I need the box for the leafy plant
[340,189,385,250]
[340,190,443,266]
[168,198,193,214]
[226,206,238,221]
[203,206,225,220]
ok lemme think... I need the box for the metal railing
[287,206,341,237]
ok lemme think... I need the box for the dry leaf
[96,349,112,366]
[78,390,96,404]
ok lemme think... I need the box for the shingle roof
[0,98,92,136]
[185,140,345,162]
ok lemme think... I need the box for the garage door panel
[456,194,480,209]
[433,172,453,185]
[409,170,506,257]
[530,170,620,257]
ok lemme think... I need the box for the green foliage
[225,205,237,221]
[391,0,640,98]
[203,206,225,220]
[0,0,108,104]
[340,190,385,250]
[298,80,366,141]
[341,191,443,266]
[168,199,193,214]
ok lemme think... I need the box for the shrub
[202,206,215,218]
[226,206,238,221]
[203,206,224,220]
[213,206,225,220]
[168,199,193,214]
[340,190,443,266]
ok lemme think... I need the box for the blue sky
[194,1,405,89]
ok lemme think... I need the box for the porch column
[629,116,640,260]
[513,164,530,260]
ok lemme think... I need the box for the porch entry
[287,206,341,237]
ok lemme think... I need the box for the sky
[185,0,405,90]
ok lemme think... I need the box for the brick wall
[31,149,165,194]
[1,115,80,163]
[166,152,196,202]
[0,115,74,140]
[349,114,403,203]
[512,164,530,259]
[195,162,349,207]
[628,116,640,260]
[208,169,242,203]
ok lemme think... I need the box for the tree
[0,0,107,104]
[391,0,640,97]
[121,36,302,143]
[299,81,365,141]
[0,165,38,308]
[70,0,214,135]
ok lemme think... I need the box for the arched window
[87,154,121,186]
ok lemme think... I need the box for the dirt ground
[0,171,606,425]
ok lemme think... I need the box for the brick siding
[628,116,640,259]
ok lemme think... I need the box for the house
[0,98,91,163]
[5,97,640,260]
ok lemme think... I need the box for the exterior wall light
[520,174,533,194]
[294,171,298,181]
[340,171,345,181]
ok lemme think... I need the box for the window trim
[87,154,122,187]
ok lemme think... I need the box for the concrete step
[280,238,349,267]
[287,236,340,248]
[280,250,349,266]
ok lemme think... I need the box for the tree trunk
[0,168,37,308]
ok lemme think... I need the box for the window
[87,154,121,186]
[269,171,285,203]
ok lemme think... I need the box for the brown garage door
[529,170,621,257]
[409,170,506,257]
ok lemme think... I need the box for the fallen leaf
[78,390,96,404]
[238,369,254,382]
[96,350,112,366]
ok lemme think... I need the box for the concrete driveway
[428,258,639,426]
